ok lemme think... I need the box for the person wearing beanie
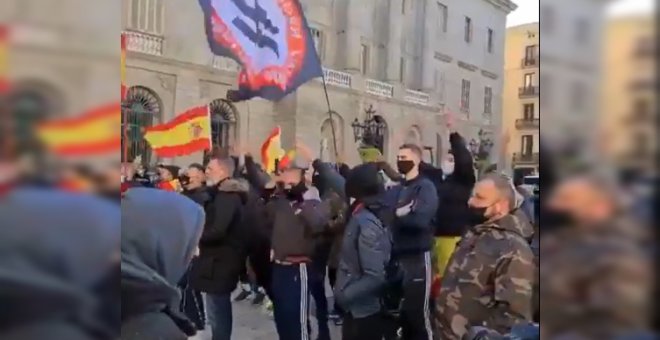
[334,163,392,340]
[267,154,331,340]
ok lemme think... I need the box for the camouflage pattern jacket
[540,217,652,339]
[435,213,535,340]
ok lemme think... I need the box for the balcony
[322,68,352,88]
[365,79,394,98]
[212,56,240,72]
[521,57,539,68]
[518,86,539,98]
[513,152,540,164]
[123,30,164,56]
[515,118,540,129]
[404,89,430,106]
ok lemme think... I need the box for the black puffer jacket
[434,132,476,237]
[190,178,250,295]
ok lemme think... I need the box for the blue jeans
[205,293,232,340]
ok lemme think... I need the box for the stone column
[342,0,362,73]
[421,0,436,91]
[385,0,403,82]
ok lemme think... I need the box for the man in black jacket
[267,157,330,340]
[190,156,249,340]
[387,143,439,340]
[433,132,476,280]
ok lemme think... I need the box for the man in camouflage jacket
[435,174,535,340]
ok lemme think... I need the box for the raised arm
[449,132,475,186]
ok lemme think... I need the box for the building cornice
[485,0,517,13]
[434,52,453,63]
[458,61,479,72]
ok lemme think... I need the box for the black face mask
[396,160,415,175]
[467,206,490,225]
[543,209,576,229]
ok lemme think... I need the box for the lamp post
[351,104,386,152]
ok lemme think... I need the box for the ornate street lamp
[351,104,386,152]
[468,139,479,155]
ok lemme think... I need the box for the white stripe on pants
[423,251,433,339]
[299,263,309,340]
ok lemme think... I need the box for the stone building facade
[501,23,539,178]
[3,0,516,168]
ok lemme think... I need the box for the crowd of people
[116,129,549,340]
[1,124,653,340]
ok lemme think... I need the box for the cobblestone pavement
[190,291,342,340]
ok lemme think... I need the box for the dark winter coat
[312,160,348,269]
[120,188,204,340]
[268,186,331,262]
[334,197,392,318]
[182,186,211,206]
[434,132,476,237]
[190,178,250,295]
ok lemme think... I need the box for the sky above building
[506,0,654,27]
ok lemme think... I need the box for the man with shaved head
[540,174,652,338]
[435,173,534,340]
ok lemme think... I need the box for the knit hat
[345,163,383,200]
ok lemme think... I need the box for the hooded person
[0,189,120,340]
[335,163,393,340]
[121,188,205,340]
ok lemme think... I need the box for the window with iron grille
[128,0,165,35]
[523,103,535,119]
[461,79,471,112]
[7,80,65,154]
[484,86,492,115]
[524,45,538,65]
[121,86,160,163]
[209,99,237,149]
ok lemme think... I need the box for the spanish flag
[121,33,127,100]
[143,105,212,158]
[37,103,121,156]
[277,149,297,171]
[261,126,285,174]
[0,24,9,93]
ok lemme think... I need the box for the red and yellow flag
[277,149,296,171]
[143,105,211,158]
[0,25,9,93]
[37,103,121,156]
[121,33,127,100]
[261,126,285,173]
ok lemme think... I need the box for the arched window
[320,113,344,162]
[209,99,238,149]
[7,80,65,154]
[121,86,160,164]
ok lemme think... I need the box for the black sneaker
[252,291,266,305]
[234,290,252,302]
